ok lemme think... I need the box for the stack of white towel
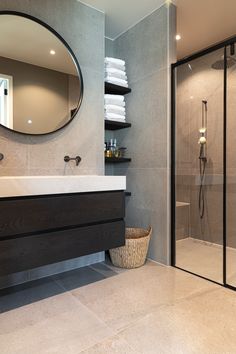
[105,57,128,88]
[104,94,126,122]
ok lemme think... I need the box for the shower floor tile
[176,237,236,285]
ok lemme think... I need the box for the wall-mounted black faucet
[0,153,4,161]
[64,155,82,166]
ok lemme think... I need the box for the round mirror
[0,12,83,135]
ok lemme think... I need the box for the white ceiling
[175,0,236,59]
[0,15,77,75]
[80,0,236,60]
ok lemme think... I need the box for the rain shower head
[211,56,236,70]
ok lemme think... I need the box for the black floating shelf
[105,157,131,163]
[105,82,131,95]
[125,192,132,197]
[105,120,131,131]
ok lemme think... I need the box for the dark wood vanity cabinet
[0,191,125,276]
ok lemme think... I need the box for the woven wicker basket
[109,227,152,269]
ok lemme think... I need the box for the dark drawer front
[0,220,125,276]
[0,191,125,238]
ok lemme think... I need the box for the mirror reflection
[0,14,83,135]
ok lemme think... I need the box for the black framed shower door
[171,35,236,290]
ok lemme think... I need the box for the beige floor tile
[0,292,114,354]
[176,238,223,283]
[80,335,138,354]
[176,237,236,286]
[72,261,215,332]
[1,261,234,354]
[0,291,77,333]
[119,286,236,354]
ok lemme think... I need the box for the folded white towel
[105,57,125,66]
[105,68,127,80]
[105,117,126,122]
[105,77,128,88]
[106,62,125,71]
[104,94,124,102]
[105,104,126,114]
[105,75,128,85]
[105,98,125,107]
[105,109,126,117]
[105,112,126,120]
[105,73,128,82]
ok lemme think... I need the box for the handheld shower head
[198,100,208,161]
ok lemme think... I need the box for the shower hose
[199,157,206,219]
[198,100,207,220]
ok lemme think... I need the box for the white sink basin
[0,175,126,197]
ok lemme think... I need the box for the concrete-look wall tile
[112,4,176,264]
[118,168,168,264]
[115,5,168,84]
[105,38,115,57]
[115,69,168,169]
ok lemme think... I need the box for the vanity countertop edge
[0,175,126,198]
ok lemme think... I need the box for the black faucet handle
[75,156,82,166]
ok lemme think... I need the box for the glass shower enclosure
[171,38,236,290]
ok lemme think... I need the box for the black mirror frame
[0,10,84,136]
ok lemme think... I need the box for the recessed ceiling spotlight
[50,50,56,55]
[176,34,181,41]
[27,119,32,124]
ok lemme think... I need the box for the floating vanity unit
[0,176,126,276]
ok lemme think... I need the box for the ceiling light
[27,119,32,124]
[50,50,56,55]
[176,34,181,41]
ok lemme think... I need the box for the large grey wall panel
[113,4,176,264]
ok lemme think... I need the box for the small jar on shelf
[104,139,127,158]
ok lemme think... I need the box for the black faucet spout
[64,155,82,166]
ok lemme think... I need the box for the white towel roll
[105,68,127,80]
[105,75,128,85]
[105,94,124,101]
[105,117,126,122]
[105,110,126,116]
[105,78,128,88]
[105,104,126,114]
[105,112,126,120]
[105,62,125,71]
[105,99,125,107]
[105,57,125,66]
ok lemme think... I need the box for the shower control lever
[0,153,4,161]
[64,155,82,166]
